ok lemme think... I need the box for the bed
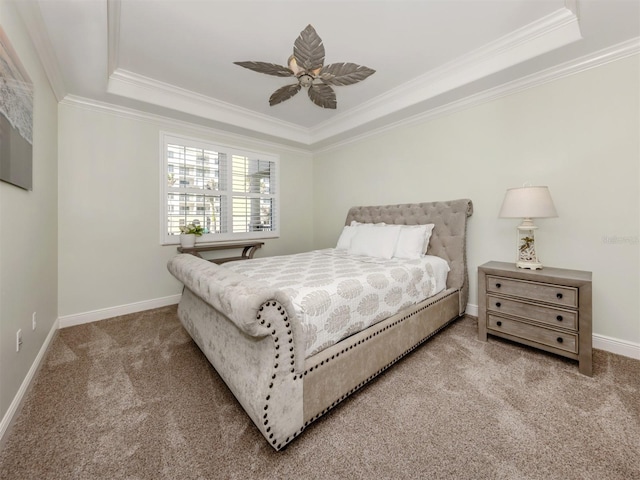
[167,199,473,450]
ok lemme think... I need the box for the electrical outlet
[16,329,22,352]
[32,312,37,331]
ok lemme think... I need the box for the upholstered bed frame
[168,199,473,450]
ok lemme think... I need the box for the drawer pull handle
[557,337,563,343]
[495,302,501,308]
[556,315,563,322]
[495,283,501,288]
[496,321,502,327]
[556,293,563,299]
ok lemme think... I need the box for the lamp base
[515,220,543,270]
[516,260,543,270]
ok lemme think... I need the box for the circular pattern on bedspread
[357,294,379,315]
[406,283,420,299]
[390,267,409,282]
[326,305,351,333]
[421,264,437,296]
[384,287,403,307]
[366,273,389,289]
[410,268,424,283]
[337,279,364,299]
[301,290,332,316]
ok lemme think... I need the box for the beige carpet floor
[0,306,638,480]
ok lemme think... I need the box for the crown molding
[64,36,638,156]
[59,94,312,156]
[314,37,640,154]
[13,0,67,102]
[309,5,582,144]
[107,68,312,145]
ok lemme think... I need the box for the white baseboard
[465,302,640,360]
[593,334,640,360]
[0,317,59,447]
[58,294,181,329]
[465,303,479,317]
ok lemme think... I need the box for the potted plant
[179,222,204,248]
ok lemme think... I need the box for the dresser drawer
[488,314,578,354]
[487,276,578,308]
[486,295,578,330]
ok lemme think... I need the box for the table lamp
[499,186,558,270]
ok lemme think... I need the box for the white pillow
[348,224,401,259]
[336,225,358,250]
[394,225,429,259]
[422,223,436,254]
[351,220,385,226]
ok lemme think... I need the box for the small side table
[478,261,593,376]
[177,241,264,264]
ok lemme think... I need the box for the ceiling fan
[234,24,375,109]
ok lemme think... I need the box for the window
[161,133,279,244]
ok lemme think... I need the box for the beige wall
[313,55,640,344]
[57,102,314,318]
[0,2,58,420]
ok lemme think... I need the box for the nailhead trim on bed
[301,289,456,378]
[258,300,299,450]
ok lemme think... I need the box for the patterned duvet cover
[224,249,450,358]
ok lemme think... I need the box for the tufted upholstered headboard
[344,199,473,315]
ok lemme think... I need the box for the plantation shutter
[162,133,279,244]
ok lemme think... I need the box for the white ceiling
[16,0,640,150]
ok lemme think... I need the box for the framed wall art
[0,25,33,191]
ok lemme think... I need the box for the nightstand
[478,261,592,376]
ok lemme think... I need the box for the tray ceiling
[16,0,640,150]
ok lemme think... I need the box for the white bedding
[225,249,450,358]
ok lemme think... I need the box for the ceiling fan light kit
[234,24,375,109]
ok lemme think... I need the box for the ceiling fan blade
[236,25,371,110]
[308,84,336,109]
[293,24,325,72]
[319,63,376,86]
[233,61,294,77]
[269,84,302,106]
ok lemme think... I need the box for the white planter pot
[180,234,196,248]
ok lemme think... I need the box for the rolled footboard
[168,255,306,449]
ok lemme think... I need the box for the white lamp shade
[499,186,558,219]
